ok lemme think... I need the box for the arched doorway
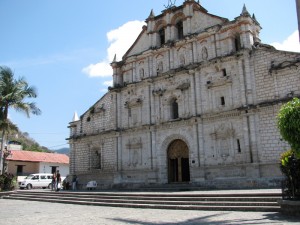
[167,139,190,183]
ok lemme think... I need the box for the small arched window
[179,54,185,66]
[157,61,163,73]
[176,21,184,40]
[159,28,165,45]
[201,47,208,60]
[139,68,144,79]
[171,98,179,119]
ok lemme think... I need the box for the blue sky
[0,0,298,150]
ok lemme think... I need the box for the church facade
[68,0,300,189]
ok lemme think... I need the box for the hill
[54,147,70,155]
[7,131,51,152]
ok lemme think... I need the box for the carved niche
[126,138,143,167]
[210,124,236,159]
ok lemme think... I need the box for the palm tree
[0,66,41,174]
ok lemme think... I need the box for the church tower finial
[112,54,117,63]
[240,4,250,17]
[72,111,79,122]
[148,9,155,18]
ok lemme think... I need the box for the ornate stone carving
[152,88,166,96]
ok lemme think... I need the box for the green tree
[277,97,300,199]
[0,66,41,174]
[277,97,300,155]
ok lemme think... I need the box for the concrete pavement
[0,198,299,225]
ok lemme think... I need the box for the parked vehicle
[19,173,53,190]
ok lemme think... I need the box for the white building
[68,0,300,189]
[7,150,69,177]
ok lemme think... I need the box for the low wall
[278,199,300,216]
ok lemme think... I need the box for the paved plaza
[0,198,299,225]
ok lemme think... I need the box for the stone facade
[68,0,300,189]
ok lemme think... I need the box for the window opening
[16,165,24,175]
[234,36,241,51]
[51,166,57,174]
[221,96,225,106]
[157,61,163,73]
[237,139,241,153]
[176,21,184,40]
[222,69,227,77]
[159,28,165,45]
[171,99,179,119]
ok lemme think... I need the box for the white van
[19,173,53,190]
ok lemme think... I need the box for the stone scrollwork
[152,88,166,96]
[269,59,300,74]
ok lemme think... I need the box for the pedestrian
[56,170,61,191]
[51,172,56,191]
[72,175,78,191]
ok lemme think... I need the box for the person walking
[72,175,78,191]
[51,172,56,191]
[56,170,61,191]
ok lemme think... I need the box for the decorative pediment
[126,138,143,149]
[210,124,235,139]
[176,82,190,91]
[124,98,143,108]
[206,76,232,89]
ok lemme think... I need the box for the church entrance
[167,139,190,183]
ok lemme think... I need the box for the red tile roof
[7,150,69,164]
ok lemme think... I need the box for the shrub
[0,173,16,191]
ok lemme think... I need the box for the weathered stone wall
[69,1,300,189]
[254,49,300,102]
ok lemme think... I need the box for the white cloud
[82,20,146,77]
[103,80,113,87]
[271,30,300,53]
[82,61,112,77]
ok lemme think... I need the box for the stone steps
[4,190,281,212]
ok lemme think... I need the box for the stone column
[238,59,247,106]
[248,113,259,163]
